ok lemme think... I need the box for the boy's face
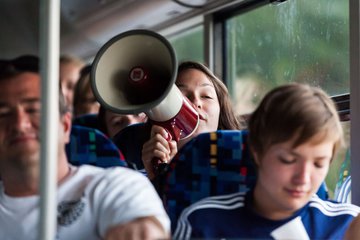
[253,134,334,220]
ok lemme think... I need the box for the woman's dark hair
[97,105,108,135]
[73,64,94,117]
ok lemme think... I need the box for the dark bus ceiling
[0,0,237,60]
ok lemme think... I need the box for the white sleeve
[86,167,170,237]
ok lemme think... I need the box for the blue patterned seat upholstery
[113,122,151,170]
[163,130,255,230]
[66,125,127,168]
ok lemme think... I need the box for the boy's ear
[250,147,260,166]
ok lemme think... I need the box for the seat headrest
[112,122,151,170]
[163,130,255,230]
[66,125,127,168]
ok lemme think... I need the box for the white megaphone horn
[91,29,199,143]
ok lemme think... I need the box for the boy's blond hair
[248,83,343,160]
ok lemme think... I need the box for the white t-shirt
[0,165,170,240]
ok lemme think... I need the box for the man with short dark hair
[0,55,170,240]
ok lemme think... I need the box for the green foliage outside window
[226,0,349,115]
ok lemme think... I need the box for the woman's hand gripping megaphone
[142,125,178,180]
[142,97,200,180]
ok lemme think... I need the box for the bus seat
[72,113,99,130]
[334,175,352,203]
[334,148,351,203]
[163,130,255,230]
[66,125,127,168]
[162,129,329,231]
[112,122,151,170]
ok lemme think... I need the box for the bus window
[220,0,350,200]
[223,0,349,116]
[168,25,204,63]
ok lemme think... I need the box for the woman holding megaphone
[141,61,244,180]
[90,30,244,180]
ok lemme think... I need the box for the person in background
[73,65,100,118]
[174,83,360,239]
[97,105,147,138]
[142,61,244,180]
[0,55,170,240]
[59,54,85,110]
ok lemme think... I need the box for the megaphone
[91,29,199,143]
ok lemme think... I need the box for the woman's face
[176,69,220,137]
[253,135,333,220]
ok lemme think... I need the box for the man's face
[0,73,41,169]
